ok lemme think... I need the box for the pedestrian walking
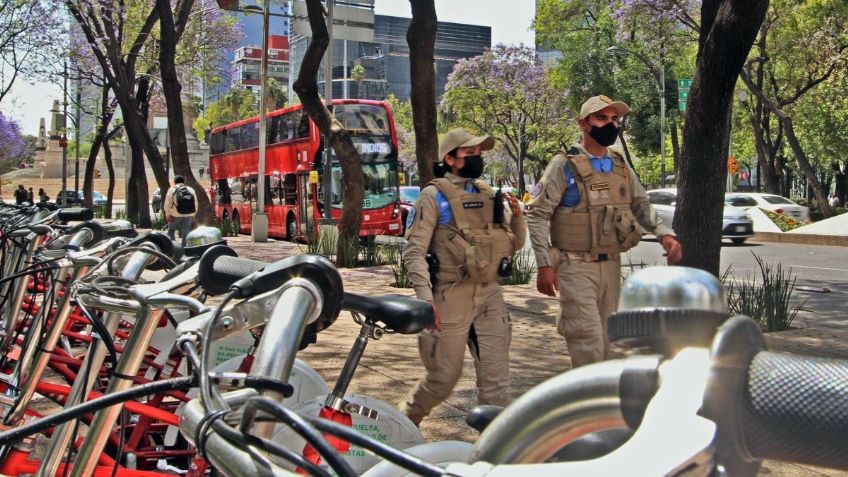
[829,194,840,209]
[198,165,205,179]
[164,175,197,247]
[399,128,526,426]
[27,188,34,204]
[525,95,682,368]
[14,184,27,205]
[38,188,48,203]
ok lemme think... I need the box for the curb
[751,232,848,247]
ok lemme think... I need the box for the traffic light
[94,169,101,179]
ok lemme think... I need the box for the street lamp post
[61,60,69,208]
[606,45,666,187]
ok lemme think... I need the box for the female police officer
[399,128,526,426]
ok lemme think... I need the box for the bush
[499,248,536,286]
[725,253,804,332]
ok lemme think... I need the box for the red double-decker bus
[207,99,404,240]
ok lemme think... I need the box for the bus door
[297,172,315,238]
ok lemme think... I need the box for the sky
[1,0,536,136]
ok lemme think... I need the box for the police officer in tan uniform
[526,96,682,368]
[399,128,526,425]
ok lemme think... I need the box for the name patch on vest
[463,201,484,209]
[590,182,610,191]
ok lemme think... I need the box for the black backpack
[174,184,196,214]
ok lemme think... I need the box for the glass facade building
[288,15,491,101]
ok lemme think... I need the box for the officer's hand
[660,235,683,264]
[536,266,558,297]
[505,192,522,217]
[427,300,441,331]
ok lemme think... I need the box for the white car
[724,192,809,222]
[646,188,755,245]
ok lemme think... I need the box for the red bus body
[208,99,403,240]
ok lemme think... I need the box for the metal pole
[75,73,81,194]
[61,61,68,207]
[321,0,335,222]
[343,39,348,99]
[659,45,666,188]
[252,0,271,241]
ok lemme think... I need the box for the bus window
[296,110,310,138]
[334,104,390,136]
[270,174,283,204]
[283,173,297,205]
[226,126,240,152]
[242,123,259,150]
[216,179,232,205]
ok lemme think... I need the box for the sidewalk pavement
[224,235,848,477]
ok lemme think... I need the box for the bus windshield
[334,104,391,136]
[326,162,399,210]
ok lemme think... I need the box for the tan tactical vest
[429,178,516,285]
[550,152,642,255]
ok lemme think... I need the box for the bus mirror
[309,171,319,184]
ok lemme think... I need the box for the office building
[288,14,491,101]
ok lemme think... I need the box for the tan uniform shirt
[526,145,674,268]
[404,173,526,301]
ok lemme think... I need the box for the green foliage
[499,248,536,286]
[217,216,239,237]
[725,254,804,332]
[195,87,259,134]
[152,212,167,231]
[336,236,361,268]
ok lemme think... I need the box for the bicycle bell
[184,226,227,257]
[608,266,730,356]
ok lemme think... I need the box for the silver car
[647,188,754,245]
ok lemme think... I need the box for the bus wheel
[232,211,241,235]
[286,213,298,242]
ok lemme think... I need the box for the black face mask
[589,123,621,147]
[457,155,484,178]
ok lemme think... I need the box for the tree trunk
[83,84,114,208]
[781,116,832,218]
[292,0,364,267]
[104,139,115,219]
[157,0,213,225]
[676,0,769,277]
[670,118,680,178]
[407,0,438,187]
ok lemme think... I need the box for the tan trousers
[400,281,512,424]
[554,253,621,368]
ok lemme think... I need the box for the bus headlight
[391,206,400,219]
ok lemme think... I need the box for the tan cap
[438,128,495,160]
[579,95,630,119]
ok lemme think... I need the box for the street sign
[678,78,692,112]
[727,156,739,175]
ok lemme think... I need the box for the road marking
[787,264,848,272]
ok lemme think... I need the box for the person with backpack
[164,175,197,246]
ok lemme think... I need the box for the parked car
[56,190,108,207]
[55,190,82,206]
[724,192,810,222]
[646,188,754,245]
[399,186,420,234]
[91,191,107,207]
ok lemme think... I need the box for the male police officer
[400,128,525,425]
[526,95,682,368]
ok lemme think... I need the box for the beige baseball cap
[579,95,631,119]
[438,128,495,159]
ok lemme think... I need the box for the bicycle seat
[466,405,503,432]
[342,293,434,334]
